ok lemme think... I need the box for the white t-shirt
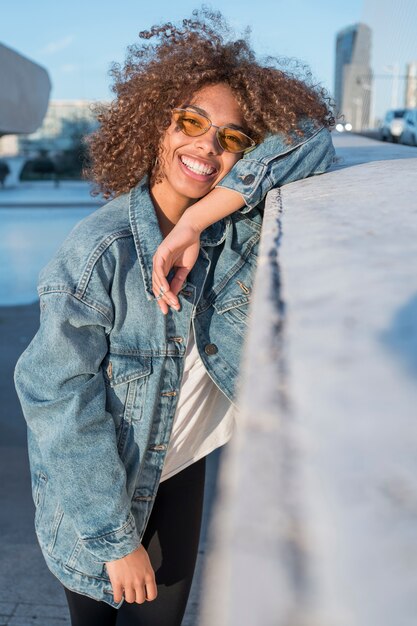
[160,325,236,482]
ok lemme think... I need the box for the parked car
[379,109,406,142]
[400,108,417,146]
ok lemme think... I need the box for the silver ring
[155,286,165,301]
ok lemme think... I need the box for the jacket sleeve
[14,290,141,563]
[216,124,335,213]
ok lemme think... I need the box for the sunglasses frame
[172,107,257,154]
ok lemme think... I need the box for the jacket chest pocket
[213,293,252,337]
[210,239,258,334]
[102,354,152,453]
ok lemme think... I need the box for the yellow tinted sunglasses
[172,108,256,153]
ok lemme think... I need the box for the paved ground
[0,301,225,626]
[0,180,102,207]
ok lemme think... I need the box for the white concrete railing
[200,134,417,626]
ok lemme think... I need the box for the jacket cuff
[82,514,141,562]
[215,160,268,214]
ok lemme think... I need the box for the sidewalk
[0,181,103,207]
[0,301,223,625]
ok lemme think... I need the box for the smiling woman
[151,83,245,212]
[14,8,335,626]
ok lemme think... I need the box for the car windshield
[393,110,406,118]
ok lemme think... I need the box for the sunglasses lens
[173,110,210,136]
[217,128,254,153]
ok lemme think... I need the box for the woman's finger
[153,257,185,301]
[111,581,124,604]
[153,292,169,315]
[152,254,180,310]
[145,578,158,601]
[152,236,199,309]
[134,584,147,605]
[169,267,189,296]
[155,284,177,307]
[152,281,179,313]
[153,249,172,292]
[154,269,171,297]
[123,586,136,604]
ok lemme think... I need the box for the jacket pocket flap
[103,354,151,387]
[213,294,251,314]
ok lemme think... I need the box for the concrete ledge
[331,132,417,168]
[200,134,417,625]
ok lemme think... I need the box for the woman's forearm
[180,187,245,234]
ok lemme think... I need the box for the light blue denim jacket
[14,122,335,606]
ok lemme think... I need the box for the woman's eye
[184,117,203,128]
[224,134,242,146]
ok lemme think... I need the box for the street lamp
[356,75,373,129]
[353,97,363,131]
[383,64,401,109]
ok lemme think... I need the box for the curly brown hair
[85,8,334,198]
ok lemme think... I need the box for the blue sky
[2,1,416,121]
[2,0,363,100]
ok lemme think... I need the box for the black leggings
[64,456,206,626]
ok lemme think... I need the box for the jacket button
[243,174,255,184]
[204,343,218,355]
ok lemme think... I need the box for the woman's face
[153,83,246,208]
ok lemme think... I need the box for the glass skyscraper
[334,24,372,130]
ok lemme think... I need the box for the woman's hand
[152,220,200,314]
[105,545,157,604]
[152,188,245,314]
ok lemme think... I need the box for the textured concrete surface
[200,134,417,625]
[278,155,417,626]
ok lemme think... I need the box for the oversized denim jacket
[14,121,335,606]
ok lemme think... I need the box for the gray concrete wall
[0,43,51,135]
[200,135,417,626]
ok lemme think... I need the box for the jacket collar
[129,177,228,301]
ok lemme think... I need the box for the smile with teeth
[180,155,216,176]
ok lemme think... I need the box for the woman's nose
[194,128,222,154]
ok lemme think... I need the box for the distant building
[0,42,51,136]
[334,24,372,130]
[13,100,99,157]
[405,61,417,108]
